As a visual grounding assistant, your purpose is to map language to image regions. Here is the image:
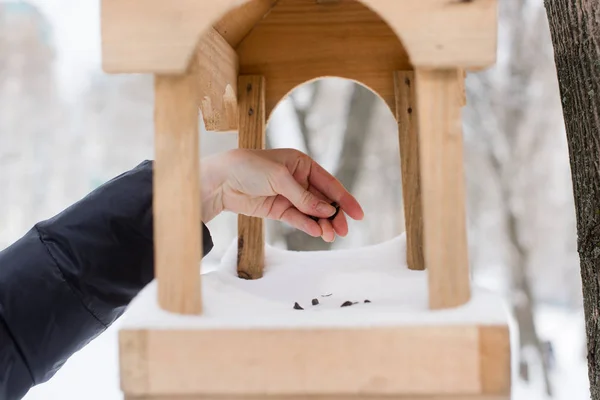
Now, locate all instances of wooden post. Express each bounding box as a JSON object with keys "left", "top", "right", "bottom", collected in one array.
[
  {"left": 237, "top": 75, "right": 266, "bottom": 279},
  {"left": 457, "top": 68, "right": 467, "bottom": 107},
  {"left": 394, "top": 71, "right": 425, "bottom": 271},
  {"left": 415, "top": 68, "right": 471, "bottom": 310},
  {"left": 154, "top": 72, "right": 202, "bottom": 314}
]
